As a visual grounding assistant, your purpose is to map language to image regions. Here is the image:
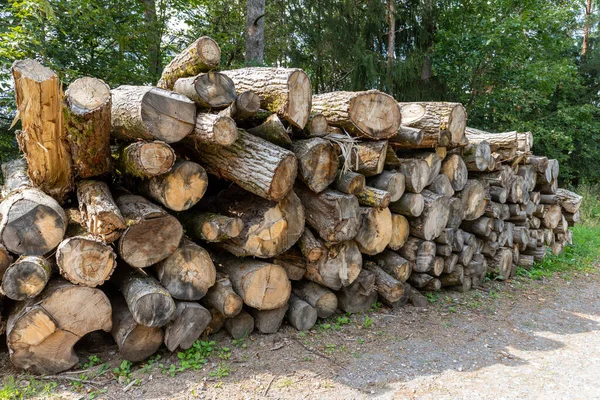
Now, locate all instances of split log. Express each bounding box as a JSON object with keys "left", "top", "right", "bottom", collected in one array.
[
  {"left": 188, "top": 129, "right": 297, "bottom": 201},
  {"left": 273, "top": 248, "right": 307, "bottom": 280},
  {"left": 348, "top": 141, "right": 388, "bottom": 177},
  {"left": 366, "top": 171, "right": 405, "bottom": 202},
  {"left": 12, "top": 59, "right": 73, "bottom": 202},
  {"left": 77, "top": 180, "right": 125, "bottom": 243},
  {"left": 287, "top": 294, "right": 318, "bottom": 331},
  {"left": 291, "top": 138, "right": 338, "bottom": 193},
  {"left": 305, "top": 240, "right": 362, "bottom": 290},
  {"left": 110, "top": 85, "right": 195, "bottom": 143},
  {"left": 463, "top": 140, "right": 491, "bottom": 172},
  {"left": 364, "top": 262, "right": 404, "bottom": 304},
  {"left": 113, "top": 141, "right": 175, "bottom": 178},
  {"left": 441, "top": 154, "right": 468, "bottom": 191},
  {"left": 136, "top": 160, "right": 208, "bottom": 212},
  {"left": 331, "top": 170, "right": 365, "bottom": 195},
  {"left": 356, "top": 186, "right": 391, "bottom": 208},
  {"left": 400, "top": 151, "right": 441, "bottom": 186},
  {"left": 397, "top": 102, "right": 467, "bottom": 147},
  {"left": 213, "top": 254, "right": 291, "bottom": 310},
  {"left": 155, "top": 239, "right": 216, "bottom": 301},
  {"left": 247, "top": 114, "right": 292, "bottom": 148},
  {"left": 372, "top": 250, "right": 411, "bottom": 283},
  {"left": 444, "top": 253, "right": 459, "bottom": 274},
  {"left": 222, "top": 68, "right": 312, "bottom": 128},
  {"left": 1, "top": 256, "right": 52, "bottom": 301},
  {"left": 248, "top": 304, "right": 289, "bottom": 334},
  {"left": 164, "top": 302, "right": 211, "bottom": 351},
  {"left": 312, "top": 90, "right": 401, "bottom": 139},
  {"left": 407, "top": 190, "right": 450, "bottom": 241},
  {"left": 355, "top": 207, "right": 393, "bottom": 255},
  {"left": 297, "top": 228, "right": 326, "bottom": 262},
  {"left": 389, "top": 192, "right": 424, "bottom": 217},
  {"left": 117, "top": 194, "right": 183, "bottom": 268},
  {"left": 457, "top": 179, "right": 487, "bottom": 221},
  {"left": 201, "top": 273, "right": 243, "bottom": 318},
  {"left": 295, "top": 186, "right": 360, "bottom": 243},
  {"left": 7, "top": 280, "right": 112, "bottom": 374},
  {"left": 336, "top": 269, "right": 378, "bottom": 313},
  {"left": 302, "top": 113, "right": 329, "bottom": 137},
  {"left": 181, "top": 212, "right": 244, "bottom": 243},
  {"left": 396, "top": 158, "right": 429, "bottom": 193},
  {"left": 426, "top": 174, "right": 454, "bottom": 198},
  {"left": 117, "top": 268, "right": 177, "bottom": 327},
  {"left": 293, "top": 281, "right": 338, "bottom": 318},
  {"left": 389, "top": 213, "right": 410, "bottom": 251},
  {"left": 534, "top": 204, "right": 562, "bottom": 229},
  {"left": 0, "top": 159, "right": 67, "bottom": 255},
  {"left": 186, "top": 113, "right": 238, "bottom": 146},
  {"left": 388, "top": 126, "right": 424, "bottom": 148},
  {"left": 157, "top": 36, "right": 221, "bottom": 90},
  {"left": 205, "top": 187, "right": 304, "bottom": 258},
  {"left": 63, "top": 77, "right": 112, "bottom": 178},
  {"left": 172, "top": 72, "right": 237, "bottom": 108},
  {"left": 446, "top": 197, "right": 465, "bottom": 229},
  {"left": 224, "top": 310, "right": 254, "bottom": 339},
  {"left": 218, "top": 90, "right": 261, "bottom": 122}
]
